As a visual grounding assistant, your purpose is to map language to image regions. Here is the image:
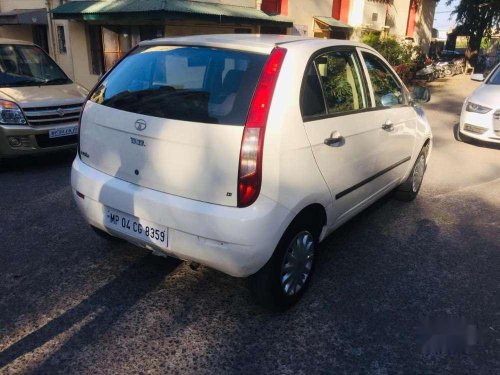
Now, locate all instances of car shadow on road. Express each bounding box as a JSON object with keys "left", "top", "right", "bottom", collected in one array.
[
  {"left": 0, "top": 254, "right": 181, "bottom": 370},
  {"left": 218, "top": 196, "right": 499, "bottom": 373},
  {"left": 0, "top": 150, "right": 76, "bottom": 174},
  {"left": 1, "top": 190, "right": 499, "bottom": 373}
]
